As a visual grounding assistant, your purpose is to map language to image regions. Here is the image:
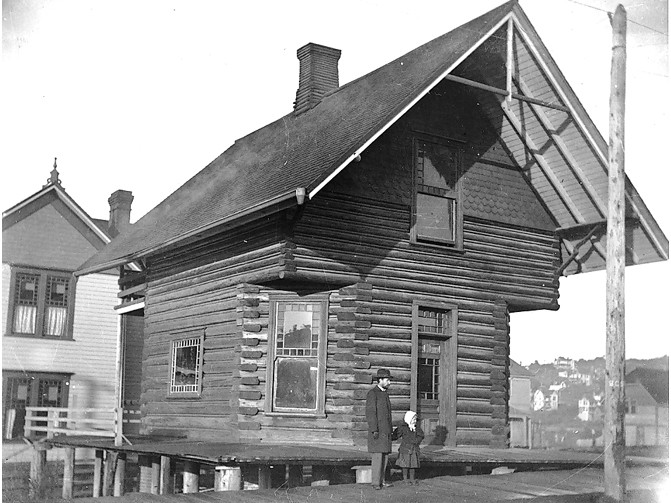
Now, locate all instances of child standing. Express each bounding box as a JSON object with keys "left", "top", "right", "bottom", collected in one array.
[{"left": 393, "top": 410, "right": 424, "bottom": 484}]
